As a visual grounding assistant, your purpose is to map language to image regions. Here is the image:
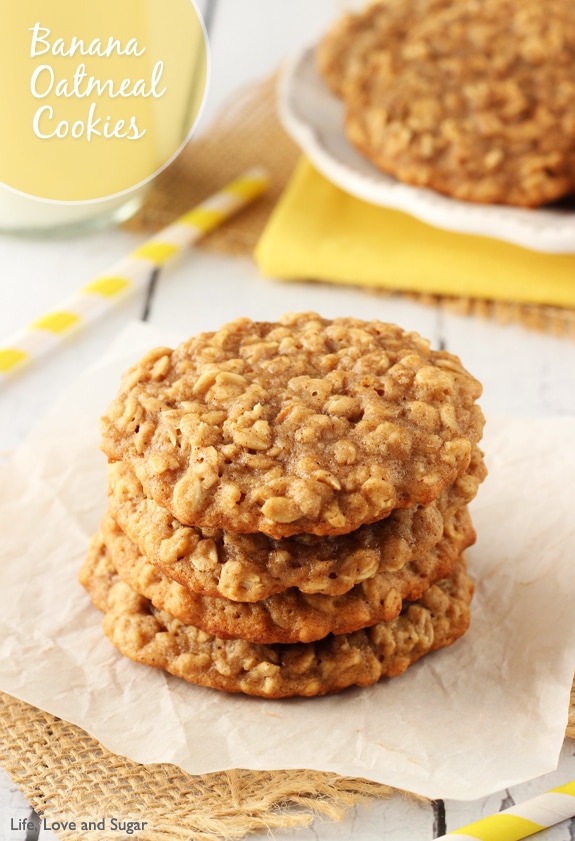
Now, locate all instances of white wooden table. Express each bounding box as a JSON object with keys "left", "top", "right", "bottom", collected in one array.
[{"left": 2, "top": 2, "right": 575, "bottom": 839}]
